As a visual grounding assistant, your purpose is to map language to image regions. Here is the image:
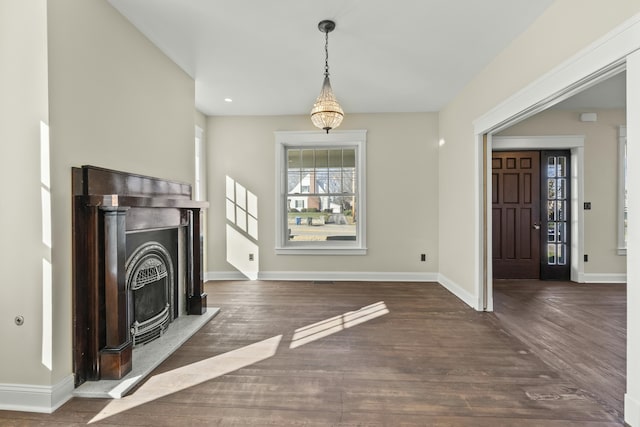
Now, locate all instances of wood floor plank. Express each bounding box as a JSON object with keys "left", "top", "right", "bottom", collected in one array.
[{"left": 0, "top": 280, "right": 625, "bottom": 426}]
